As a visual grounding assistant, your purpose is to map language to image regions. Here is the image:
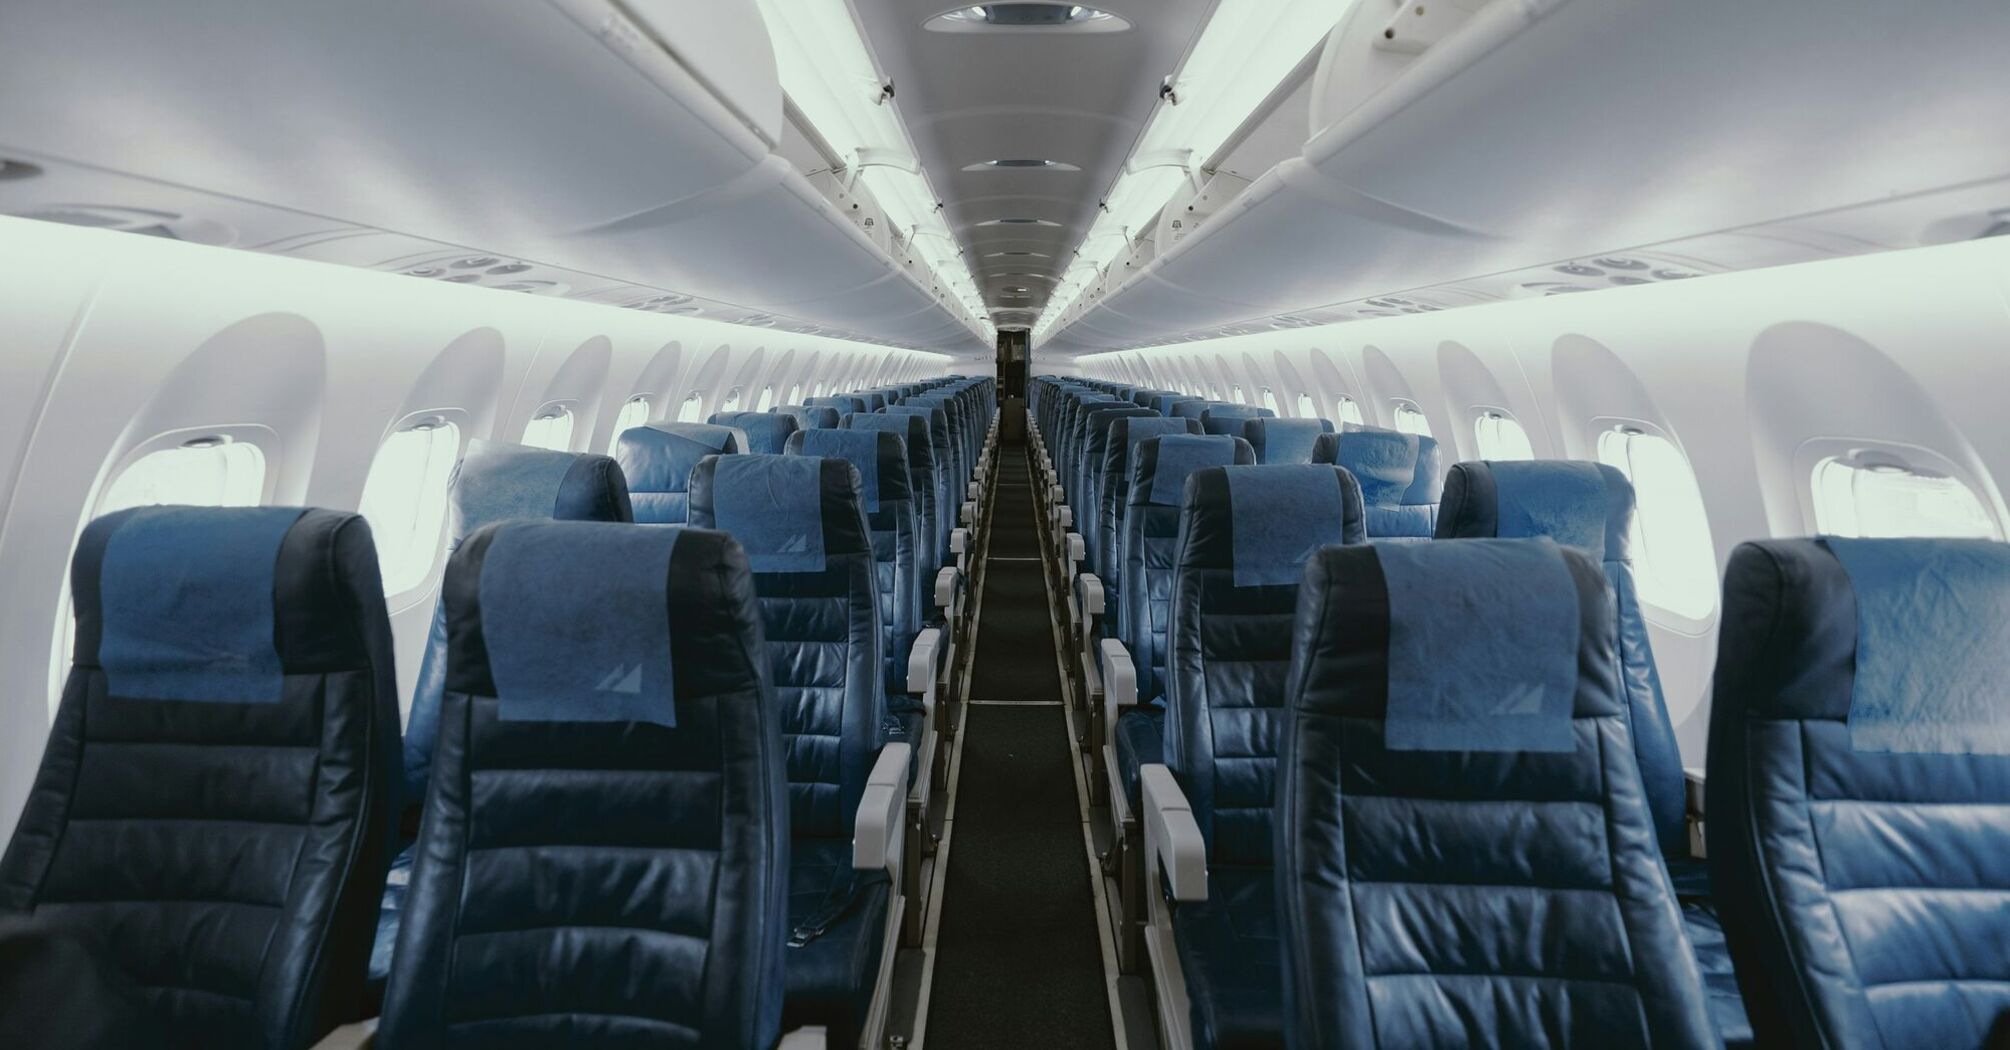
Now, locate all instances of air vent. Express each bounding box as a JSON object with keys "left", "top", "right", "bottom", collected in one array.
[
  {"left": 17, "top": 204, "right": 233, "bottom": 245},
  {"left": 961, "top": 158, "right": 1083, "bottom": 172},
  {"left": 978, "top": 218, "right": 1061, "bottom": 227},
  {"left": 927, "top": 3, "right": 1128, "bottom": 31}
]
